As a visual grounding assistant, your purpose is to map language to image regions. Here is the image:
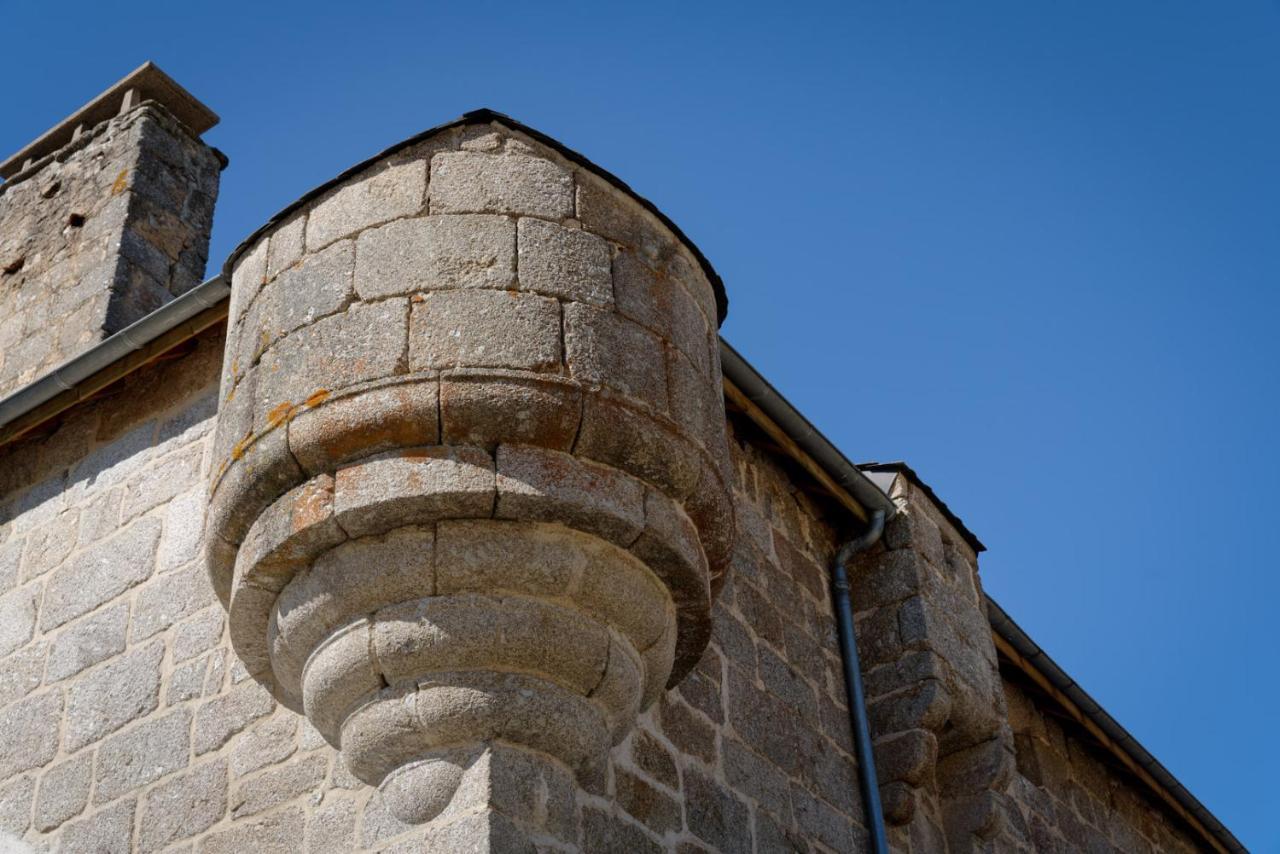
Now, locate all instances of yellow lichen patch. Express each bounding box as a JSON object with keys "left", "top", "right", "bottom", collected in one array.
[
  {"left": 231, "top": 431, "right": 255, "bottom": 461},
  {"left": 304, "top": 389, "right": 330, "bottom": 408},
  {"left": 267, "top": 401, "right": 296, "bottom": 429},
  {"left": 110, "top": 169, "right": 129, "bottom": 195}
]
